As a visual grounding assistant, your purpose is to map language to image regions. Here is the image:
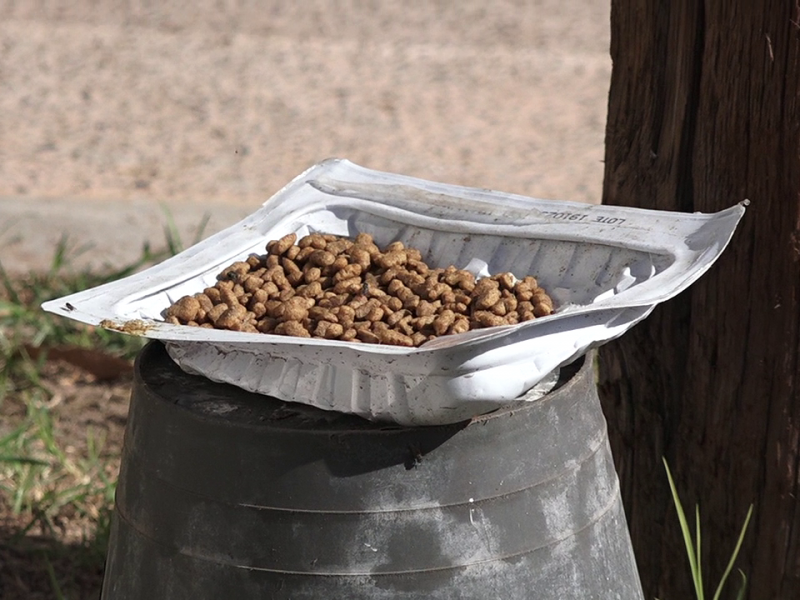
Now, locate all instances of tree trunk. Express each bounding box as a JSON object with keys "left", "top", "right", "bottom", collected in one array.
[{"left": 600, "top": 2, "right": 800, "bottom": 599}]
